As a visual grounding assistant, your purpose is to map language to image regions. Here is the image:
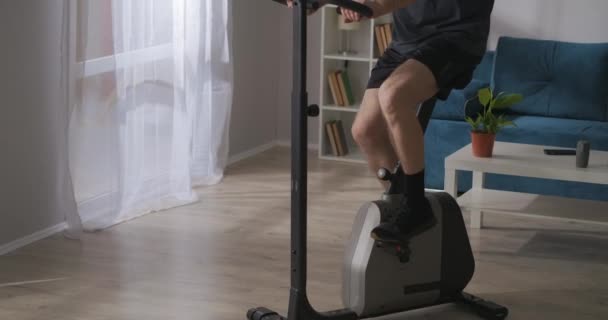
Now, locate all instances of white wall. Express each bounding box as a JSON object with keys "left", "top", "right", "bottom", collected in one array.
[
  {"left": 489, "top": 0, "right": 608, "bottom": 49},
  {"left": 230, "top": 1, "right": 285, "bottom": 156},
  {"left": 275, "top": 13, "right": 323, "bottom": 146},
  {"left": 0, "top": 0, "right": 76, "bottom": 247}
]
